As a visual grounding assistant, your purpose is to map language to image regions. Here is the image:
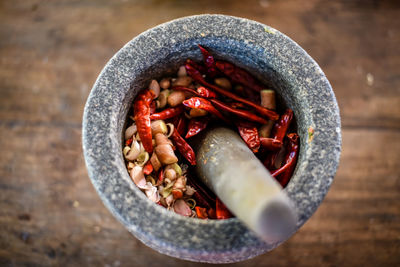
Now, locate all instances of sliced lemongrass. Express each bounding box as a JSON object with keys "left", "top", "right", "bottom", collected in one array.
[
  {"left": 186, "top": 198, "right": 196, "bottom": 209},
  {"left": 136, "top": 151, "right": 149, "bottom": 166},
  {"left": 166, "top": 123, "right": 175, "bottom": 138}
]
